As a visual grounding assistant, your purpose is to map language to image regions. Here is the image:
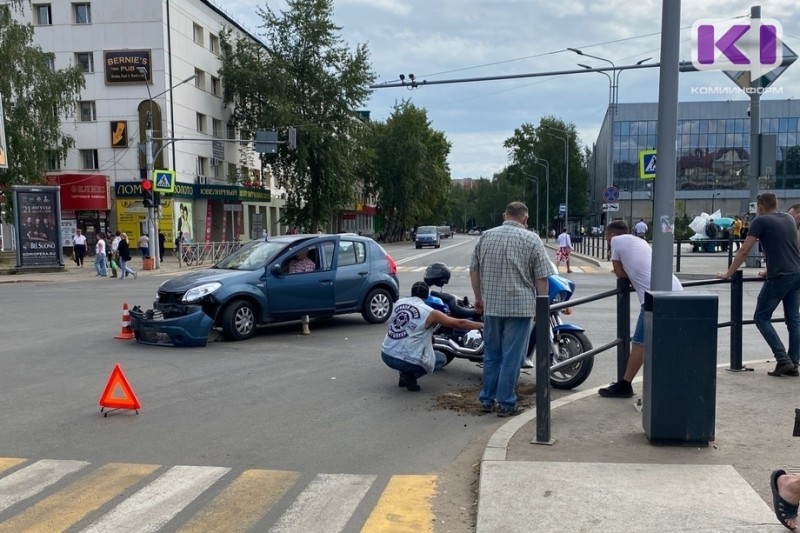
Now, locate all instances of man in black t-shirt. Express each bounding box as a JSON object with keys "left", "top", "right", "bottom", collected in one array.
[{"left": 718, "top": 193, "right": 800, "bottom": 376}]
